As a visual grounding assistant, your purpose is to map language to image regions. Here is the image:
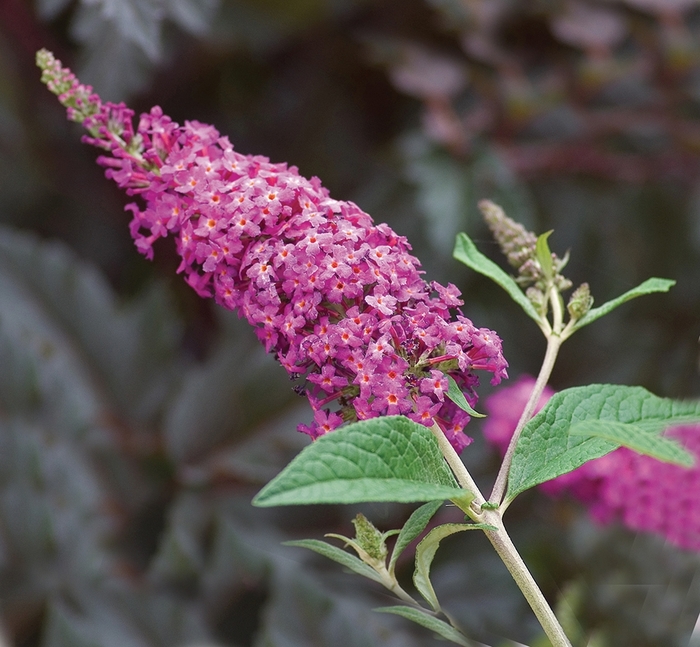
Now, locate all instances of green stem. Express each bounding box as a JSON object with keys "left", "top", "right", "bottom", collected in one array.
[
  {"left": 429, "top": 423, "right": 486, "bottom": 513},
  {"left": 482, "top": 515, "right": 573, "bottom": 647},
  {"left": 429, "top": 423, "right": 572, "bottom": 647},
  {"left": 489, "top": 330, "right": 562, "bottom": 507},
  {"left": 489, "top": 283, "right": 566, "bottom": 507},
  {"left": 376, "top": 566, "right": 422, "bottom": 606}
]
